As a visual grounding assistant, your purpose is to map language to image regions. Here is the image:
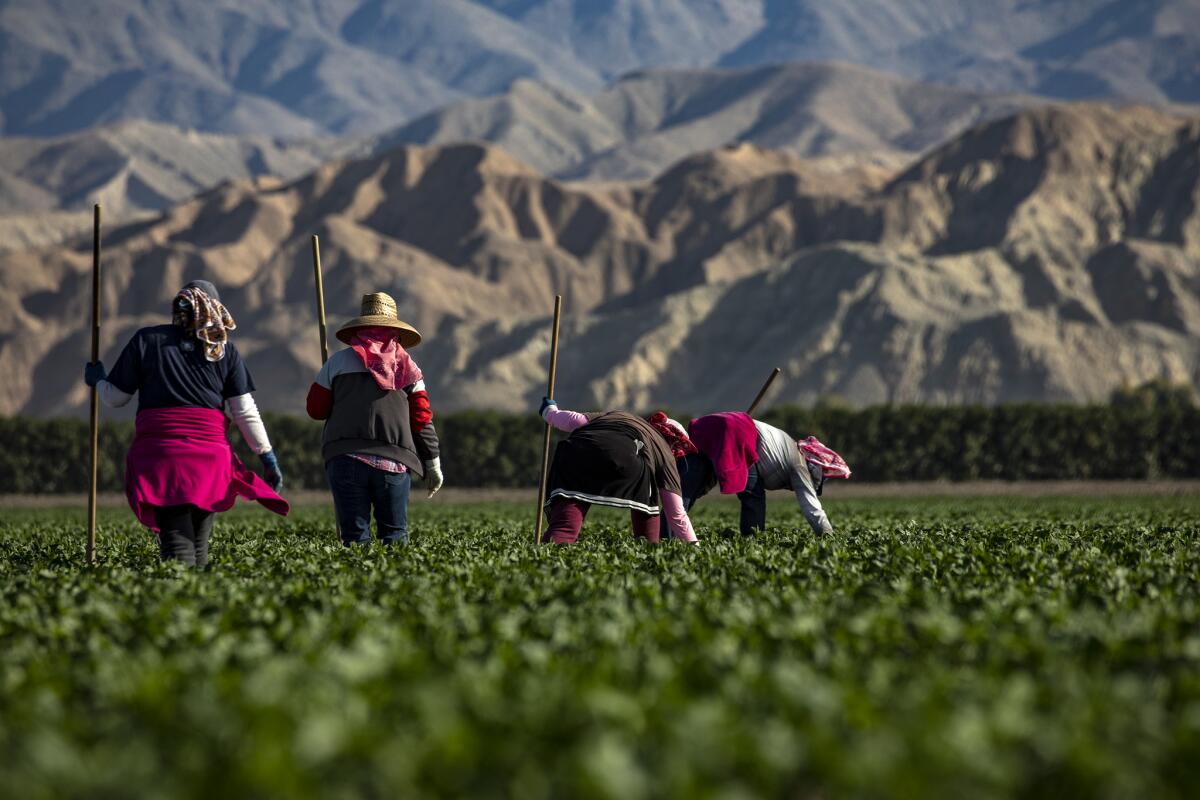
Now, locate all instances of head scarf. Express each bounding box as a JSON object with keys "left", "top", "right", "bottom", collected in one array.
[
  {"left": 646, "top": 411, "right": 698, "bottom": 459},
  {"left": 173, "top": 283, "right": 235, "bottom": 362},
  {"left": 183, "top": 279, "right": 221, "bottom": 303},
  {"left": 798, "top": 436, "right": 851, "bottom": 479},
  {"left": 348, "top": 326, "right": 423, "bottom": 391}
]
